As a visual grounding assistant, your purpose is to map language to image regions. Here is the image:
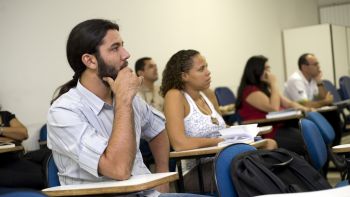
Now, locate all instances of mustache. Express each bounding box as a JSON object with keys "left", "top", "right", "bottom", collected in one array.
[{"left": 120, "top": 61, "right": 128, "bottom": 70}]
